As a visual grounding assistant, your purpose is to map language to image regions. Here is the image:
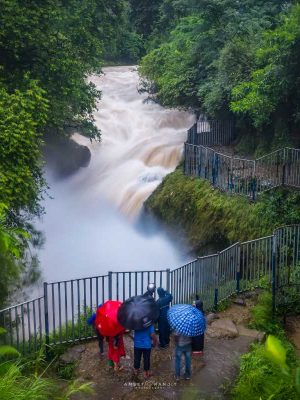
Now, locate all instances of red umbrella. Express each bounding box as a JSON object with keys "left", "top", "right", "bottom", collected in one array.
[{"left": 95, "top": 300, "right": 125, "bottom": 336}]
